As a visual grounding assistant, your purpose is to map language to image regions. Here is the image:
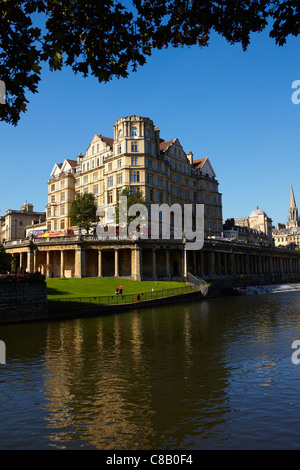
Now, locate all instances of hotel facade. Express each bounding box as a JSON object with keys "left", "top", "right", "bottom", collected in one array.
[
  {"left": 46, "top": 116, "right": 223, "bottom": 238},
  {"left": 5, "top": 119, "right": 300, "bottom": 284}
]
